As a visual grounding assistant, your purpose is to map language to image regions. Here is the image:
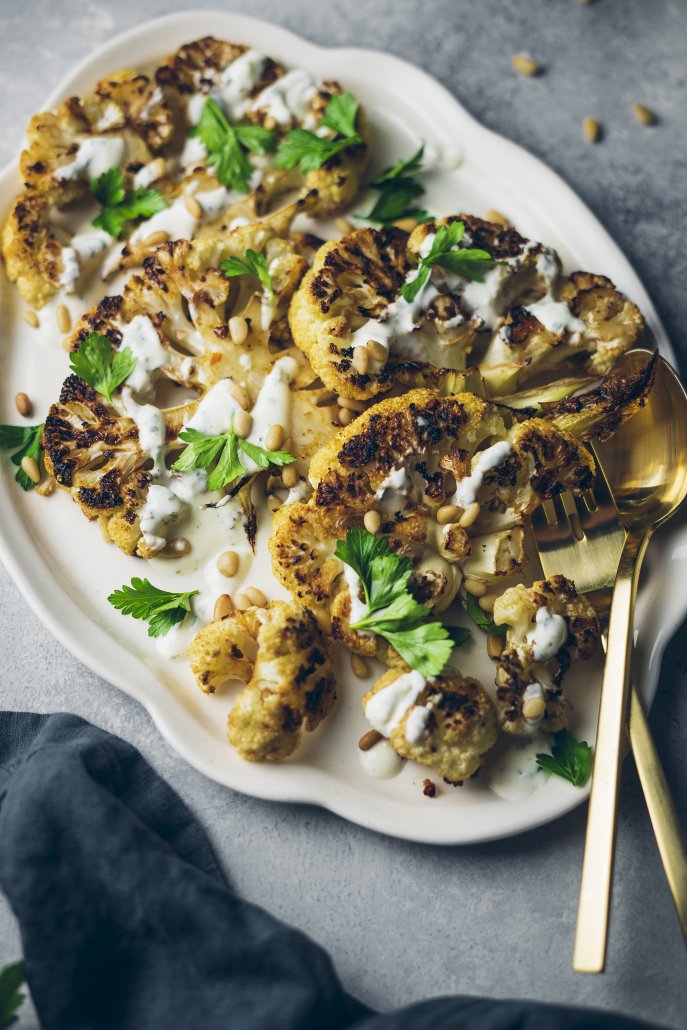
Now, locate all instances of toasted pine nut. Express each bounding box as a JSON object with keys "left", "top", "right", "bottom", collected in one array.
[
  {"left": 337, "top": 395, "right": 366, "bottom": 412},
  {"left": 512, "top": 54, "right": 540, "bottom": 77},
  {"left": 233, "top": 592, "right": 250, "bottom": 610},
  {"left": 393, "top": 217, "right": 418, "bottom": 232},
  {"left": 633, "top": 104, "right": 656, "bottom": 126},
  {"left": 143, "top": 230, "right": 169, "bottom": 247},
  {"left": 352, "top": 346, "right": 369, "bottom": 375},
  {"left": 151, "top": 157, "right": 167, "bottom": 179},
  {"left": 170, "top": 537, "right": 190, "bottom": 556},
  {"left": 243, "top": 586, "right": 267, "bottom": 608},
  {"left": 57, "top": 304, "right": 71, "bottom": 334},
  {"left": 36, "top": 477, "right": 55, "bottom": 497},
  {"left": 217, "top": 550, "right": 239, "bottom": 577},
  {"left": 23, "top": 310, "right": 39, "bottom": 328},
  {"left": 523, "top": 696, "right": 546, "bottom": 720},
  {"left": 335, "top": 216, "right": 353, "bottom": 234},
  {"left": 266, "top": 474, "right": 282, "bottom": 495},
  {"left": 485, "top": 209, "right": 509, "bottom": 225},
  {"left": 229, "top": 383, "right": 250, "bottom": 410},
  {"left": 98, "top": 518, "right": 111, "bottom": 543},
  {"left": 15, "top": 392, "right": 32, "bottom": 417},
  {"left": 487, "top": 634, "right": 504, "bottom": 660},
  {"left": 264, "top": 424, "right": 285, "bottom": 452},
  {"left": 351, "top": 654, "right": 369, "bottom": 679},
  {"left": 264, "top": 115, "right": 277, "bottom": 131},
  {"left": 233, "top": 409, "right": 252, "bottom": 439},
  {"left": 459, "top": 501, "right": 480, "bottom": 528},
  {"left": 20, "top": 455, "right": 40, "bottom": 484},
  {"left": 583, "top": 117, "right": 601, "bottom": 142},
  {"left": 184, "top": 194, "right": 202, "bottom": 219},
  {"left": 366, "top": 340, "right": 387, "bottom": 362},
  {"left": 363, "top": 510, "right": 381, "bottom": 534},
  {"left": 214, "top": 594, "right": 234, "bottom": 620},
  {"left": 358, "top": 729, "right": 383, "bottom": 751},
  {"left": 479, "top": 593, "right": 497, "bottom": 613},
  {"left": 282, "top": 464, "right": 299, "bottom": 488},
  {"left": 436, "top": 503, "right": 460, "bottom": 525},
  {"left": 464, "top": 577, "right": 487, "bottom": 598},
  {"left": 229, "top": 316, "right": 249, "bottom": 345},
  {"left": 338, "top": 407, "right": 354, "bottom": 426}
]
